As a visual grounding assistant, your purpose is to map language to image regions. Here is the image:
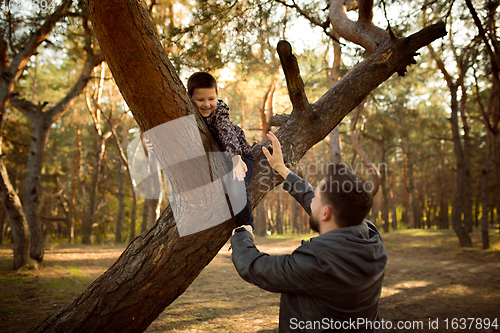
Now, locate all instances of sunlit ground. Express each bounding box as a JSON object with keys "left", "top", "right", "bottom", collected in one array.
[{"left": 0, "top": 228, "right": 499, "bottom": 333}]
